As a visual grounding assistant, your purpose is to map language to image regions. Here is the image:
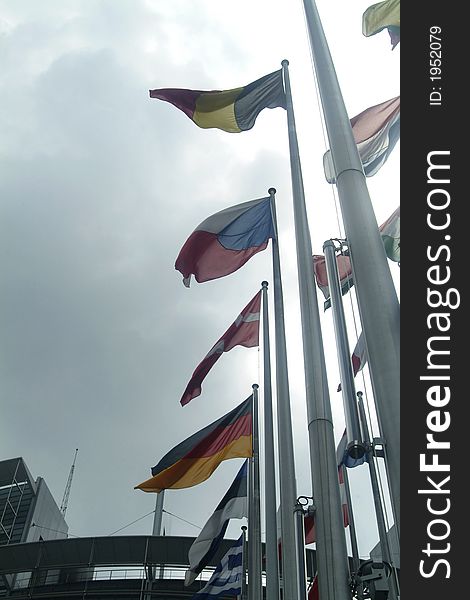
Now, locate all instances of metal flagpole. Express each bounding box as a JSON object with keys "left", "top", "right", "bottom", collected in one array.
[
  {"left": 323, "top": 239, "right": 364, "bottom": 455},
  {"left": 261, "top": 280, "right": 280, "bottom": 600},
  {"left": 151, "top": 490, "right": 165, "bottom": 582},
  {"left": 152, "top": 490, "right": 165, "bottom": 536},
  {"left": 241, "top": 526, "right": 248, "bottom": 600},
  {"left": 248, "top": 384, "right": 262, "bottom": 600},
  {"left": 322, "top": 238, "right": 363, "bottom": 589},
  {"left": 293, "top": 501, "right": 308, "bottom": 600},
  {"left": 341, "top": 465, "right": 362, "bottom": 598},
  {"left": 357, "top": 393, "right": 400, "bottom": 600},
  {"left": 301, "top": 0, "right": 400, "bottom": 532},
  {"left": 323, "top": 236, "right": 364, "bottom": 582},
  {"left": 268, "top": 188, "right": 301, "bottom": 600},
  {"left": 281, "top": 61, "right": 351, "bottom": 600}
]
